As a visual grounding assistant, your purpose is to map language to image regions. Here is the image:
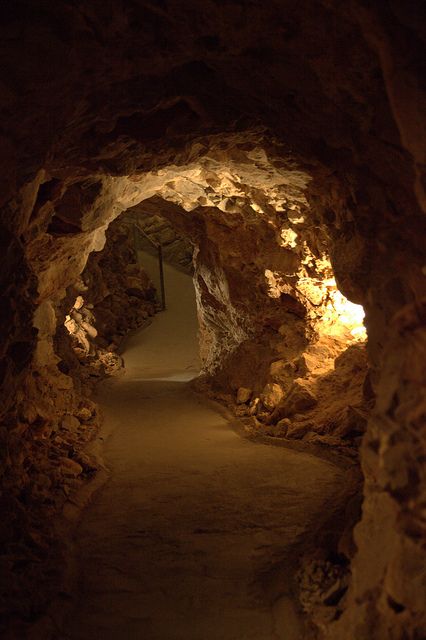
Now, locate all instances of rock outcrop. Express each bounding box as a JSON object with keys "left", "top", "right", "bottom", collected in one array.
[
  {"left": 78, "top": 215, "right": 157, "bottom": 349},
  {"left": 0, "top": 212, "right": 156, "bottom": 633},
  {"left": 0, "top": 1, "right": 424, "bottom": 638}
]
